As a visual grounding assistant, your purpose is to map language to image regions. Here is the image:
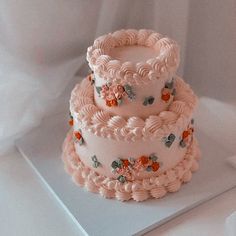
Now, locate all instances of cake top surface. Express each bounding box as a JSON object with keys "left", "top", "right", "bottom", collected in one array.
[
  {"left": 110, "top": 45, "right": 160, "bottom": 63},
  {"left": 87, "top": 29, "right": 180, "bottom": 84}
]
